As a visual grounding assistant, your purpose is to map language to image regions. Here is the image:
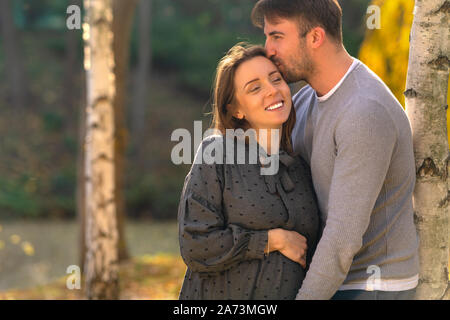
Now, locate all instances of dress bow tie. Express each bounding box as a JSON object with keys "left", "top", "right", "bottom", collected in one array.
[{"left": 259, "top": 150, "right": 296, "bottom": 194}]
